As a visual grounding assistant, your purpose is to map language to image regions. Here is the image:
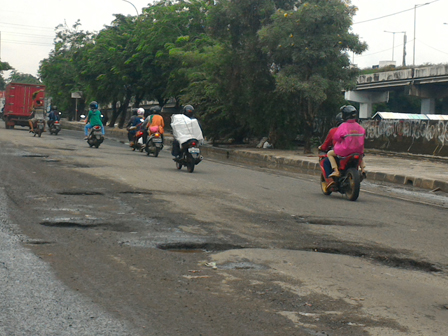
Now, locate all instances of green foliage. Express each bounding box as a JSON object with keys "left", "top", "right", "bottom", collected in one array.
[
  {"left": 38, "top": 0, "right": 368, "bottom": 148},
  {"left": 258, "top": 0, "right": 366, "bottom": 151},
  {"left": 7, "top": 71, "right": 41, "bottom": 84}
]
